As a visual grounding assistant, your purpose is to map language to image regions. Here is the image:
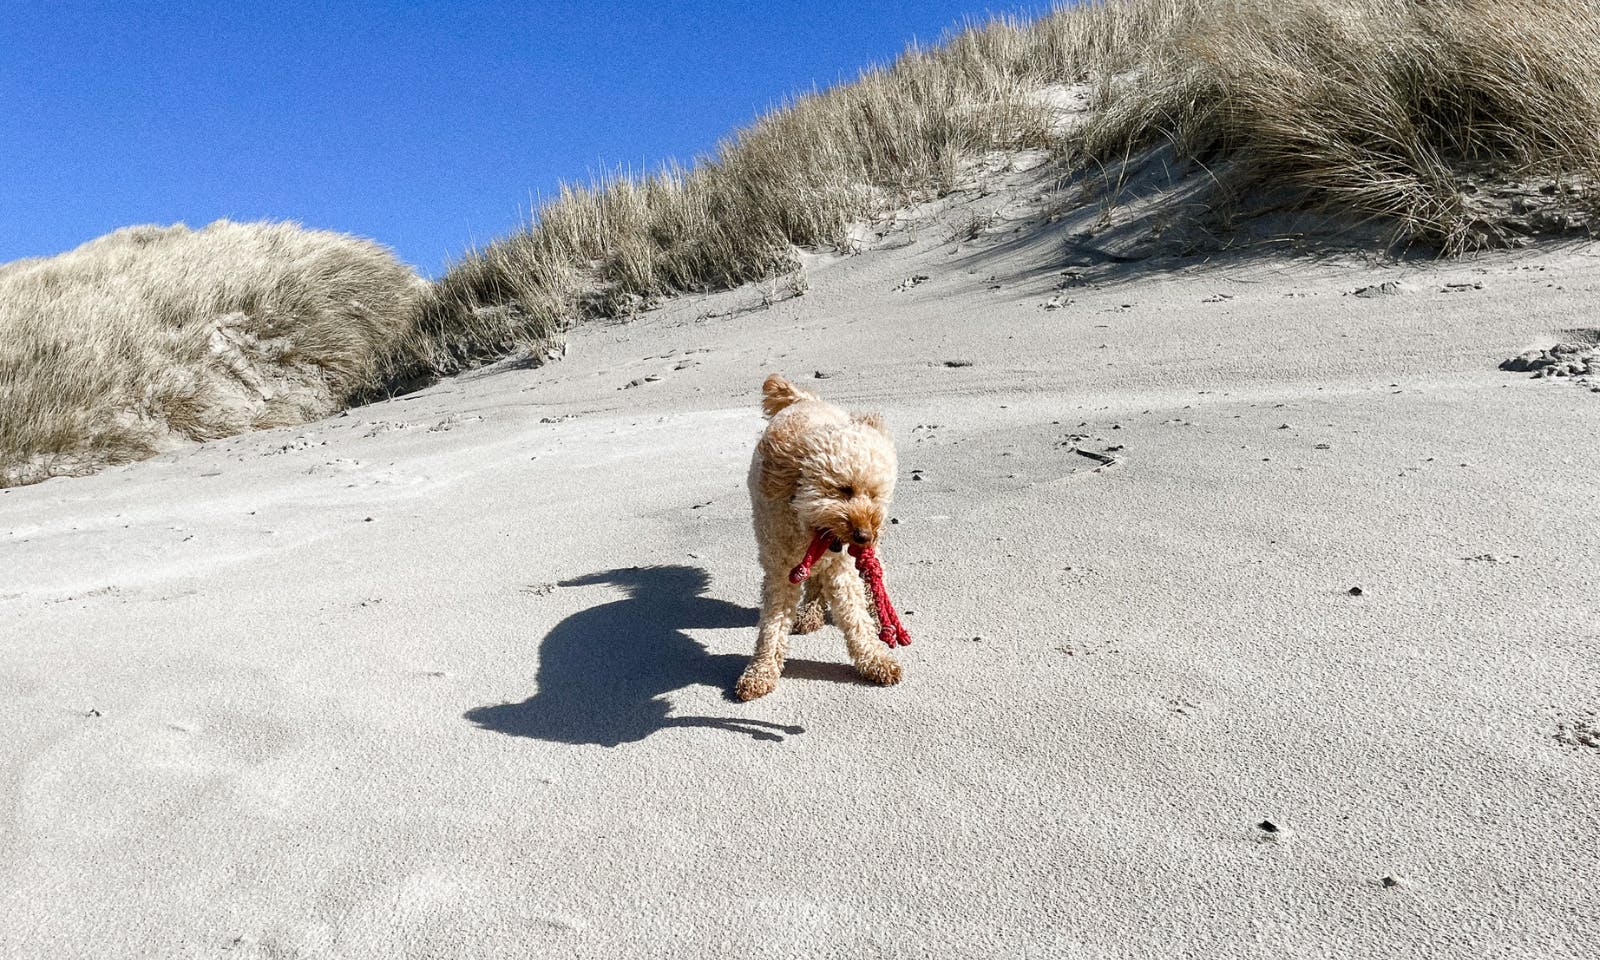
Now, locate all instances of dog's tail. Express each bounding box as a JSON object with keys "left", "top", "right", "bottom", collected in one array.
[{"left": 760, "top": 373, "right": 817, "bottom": 418}]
